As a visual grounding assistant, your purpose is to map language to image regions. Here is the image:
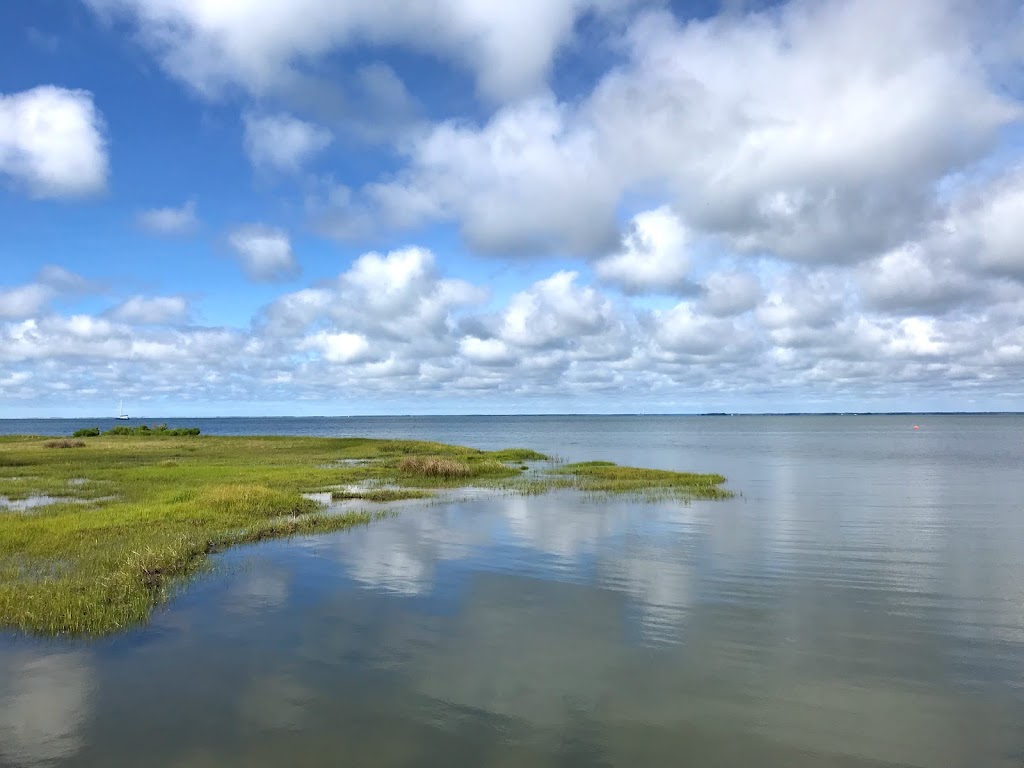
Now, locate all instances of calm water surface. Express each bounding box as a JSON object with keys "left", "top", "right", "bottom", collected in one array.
[{"left": 2, "top": 415, "right": 1024, "bottom": 766}]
